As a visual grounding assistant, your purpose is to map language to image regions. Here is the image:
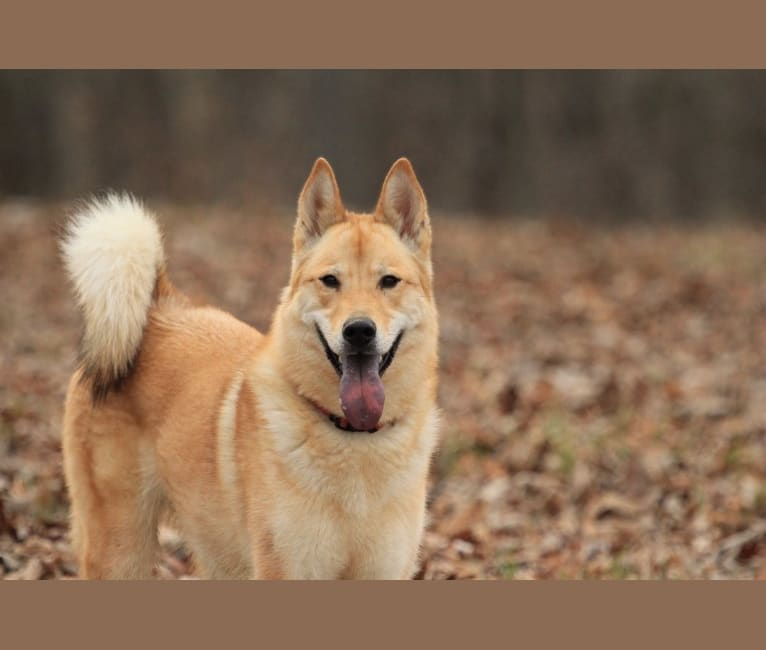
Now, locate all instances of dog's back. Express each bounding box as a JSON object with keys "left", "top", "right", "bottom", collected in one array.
[{"left": 61, "top": 196, "right": 265, "bottom": 577}]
